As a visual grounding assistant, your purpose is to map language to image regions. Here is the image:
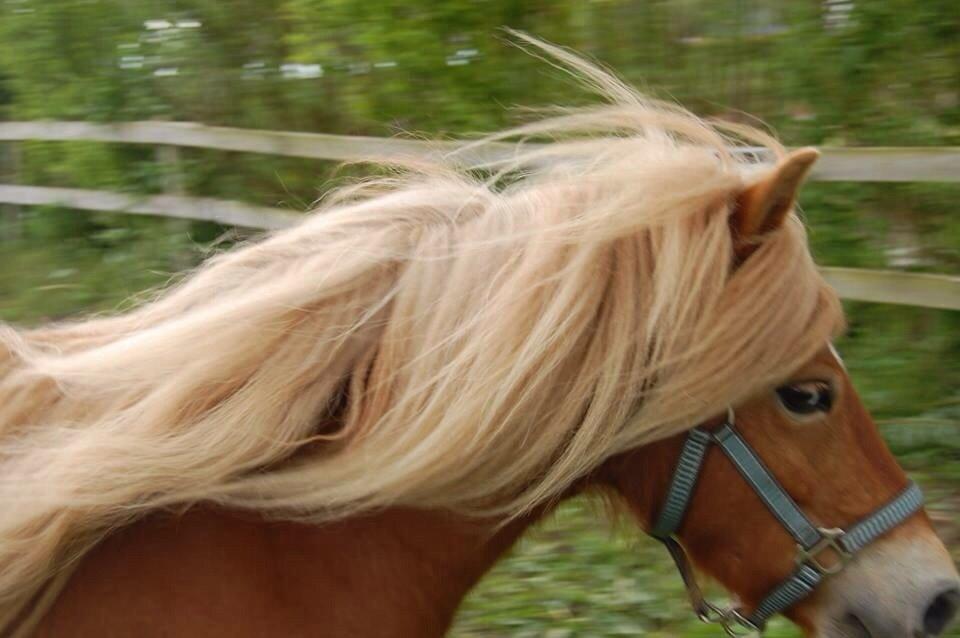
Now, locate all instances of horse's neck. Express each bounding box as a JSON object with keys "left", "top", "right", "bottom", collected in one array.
[
  {"left": 37, "top": 506, "right": 546, "bottom": 638},
  {"left": 285, "top": 507, "right": 541, "bottom": 635}
]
